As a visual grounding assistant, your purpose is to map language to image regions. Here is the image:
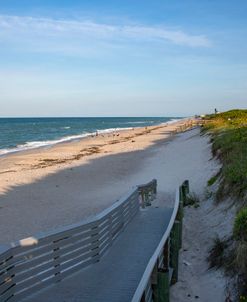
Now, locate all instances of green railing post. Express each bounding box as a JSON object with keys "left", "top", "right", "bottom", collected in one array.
[
  {"left": 180, "top": 180, "right": 189, "bottom": 206},
  {"left": 177, "top": 180, "right": 189, "bottom": 249},
  {"left": 154, "top": 269, "right": 170, "bottom": 302},
  {"left": 170, "top": 221, "right": 180, "bottom": 284},
  {"left": 176, "top": 203, "right": 183, "bottom": 250},
  {"left": 154, "top": 179, "right": 157, "bottom": 195}
]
